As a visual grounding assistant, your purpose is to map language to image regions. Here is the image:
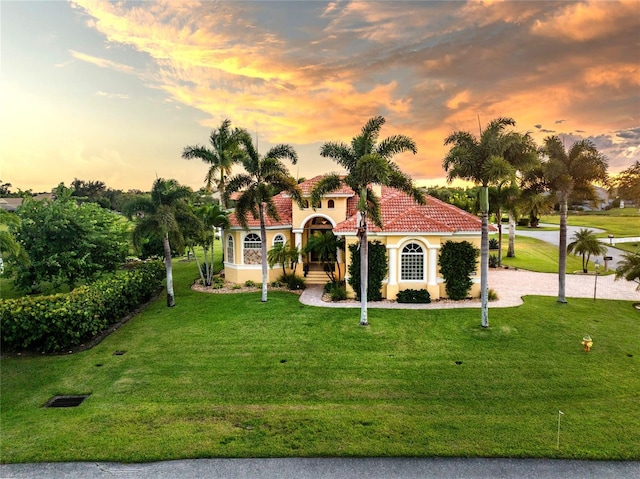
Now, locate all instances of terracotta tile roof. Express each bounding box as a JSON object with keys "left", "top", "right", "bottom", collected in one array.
[
  {"left": 228, "top": 175, "right": 491, "bottom": 235},
  {"left": 334, "top": 187, "right": 491, "bottom": 234},
  {"left": 228, "top": 192, "right": 292, "bottom": 228}
]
